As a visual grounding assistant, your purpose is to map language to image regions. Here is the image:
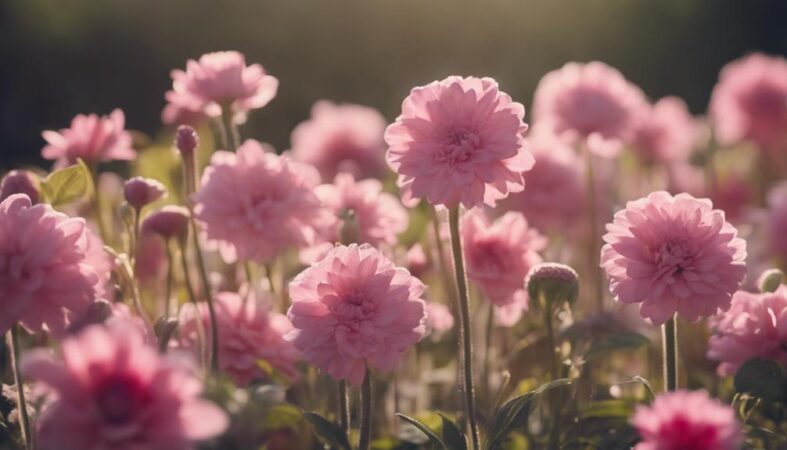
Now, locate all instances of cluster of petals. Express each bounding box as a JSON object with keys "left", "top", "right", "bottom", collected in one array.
[
  {"left": 177, "top": 291, "right": 300, "bottom": 386},
  {"left": 533, "top": 61, "right": 647, "bottom": 157},
  {"left": 765, "top": 181, "right": 787, "bottom": 261},
  {"left": 193, "top": 139, "right": 336, "bottom": 263},
  {"left": 0, "top": 170, "right": 39, "bottom": 204},
  {"left": 601, "top": 191, "right": 747, "bottom": 324},
  {"left": 631, "top": 390, "right": 742, "bottom": 450},
  {"left": 164, "top": 51, "right": 278, "bottom": 125},
  {"left": 0, "top": 194, "right": 102, "bottom": 335},
  {"left": 707, "top": 285, "right": 787, "bottom": 375},
  {"left": 41, "top": 109, "right": 135, "bottom": 168},
  {"left": 287, "top": 244, "right": 427, "bottom": 385},
  {"left": 290, "top": 101, "right": 388, "bottom": 180},
  {"left": 632, "top": 96, "right": 699, "bottom": 165},
  {"left": 385, "top": 76, "right": 534, "bottom": 208},
  {"left": 23, "top": 322, "right": 228, "bottom": 450}
]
